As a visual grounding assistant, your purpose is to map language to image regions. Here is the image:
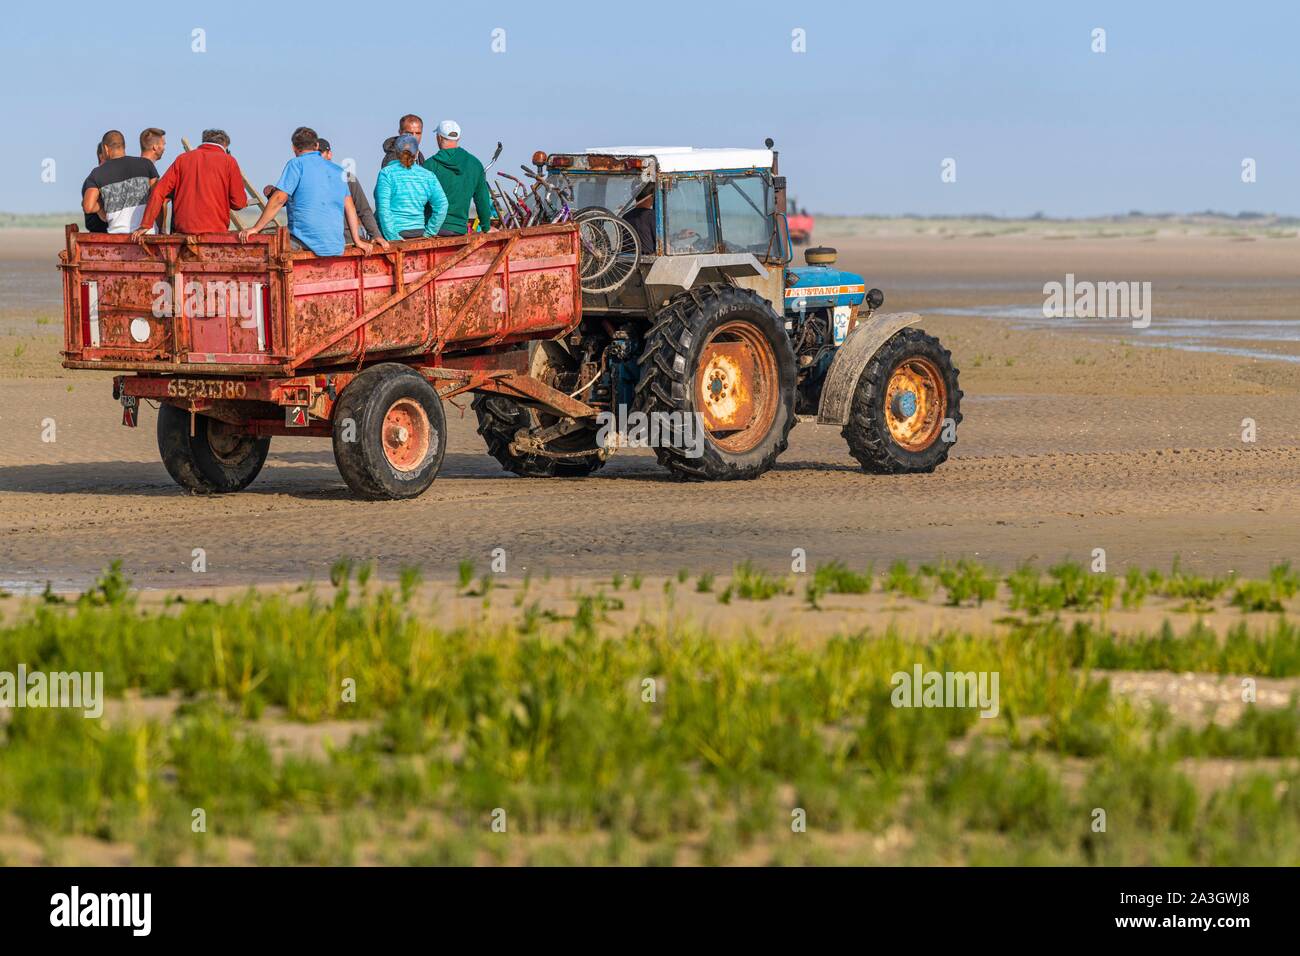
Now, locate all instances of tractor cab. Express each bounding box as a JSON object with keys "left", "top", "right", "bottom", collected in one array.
[
  {"left": 542, "top": 146, "right": 878, "bottom": 333},
  {"left": 545, "top": 146, "right": 782, "bottom": 257},
  {"left": 544, "top": 147, "right": 798, "bottom": 313}
]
